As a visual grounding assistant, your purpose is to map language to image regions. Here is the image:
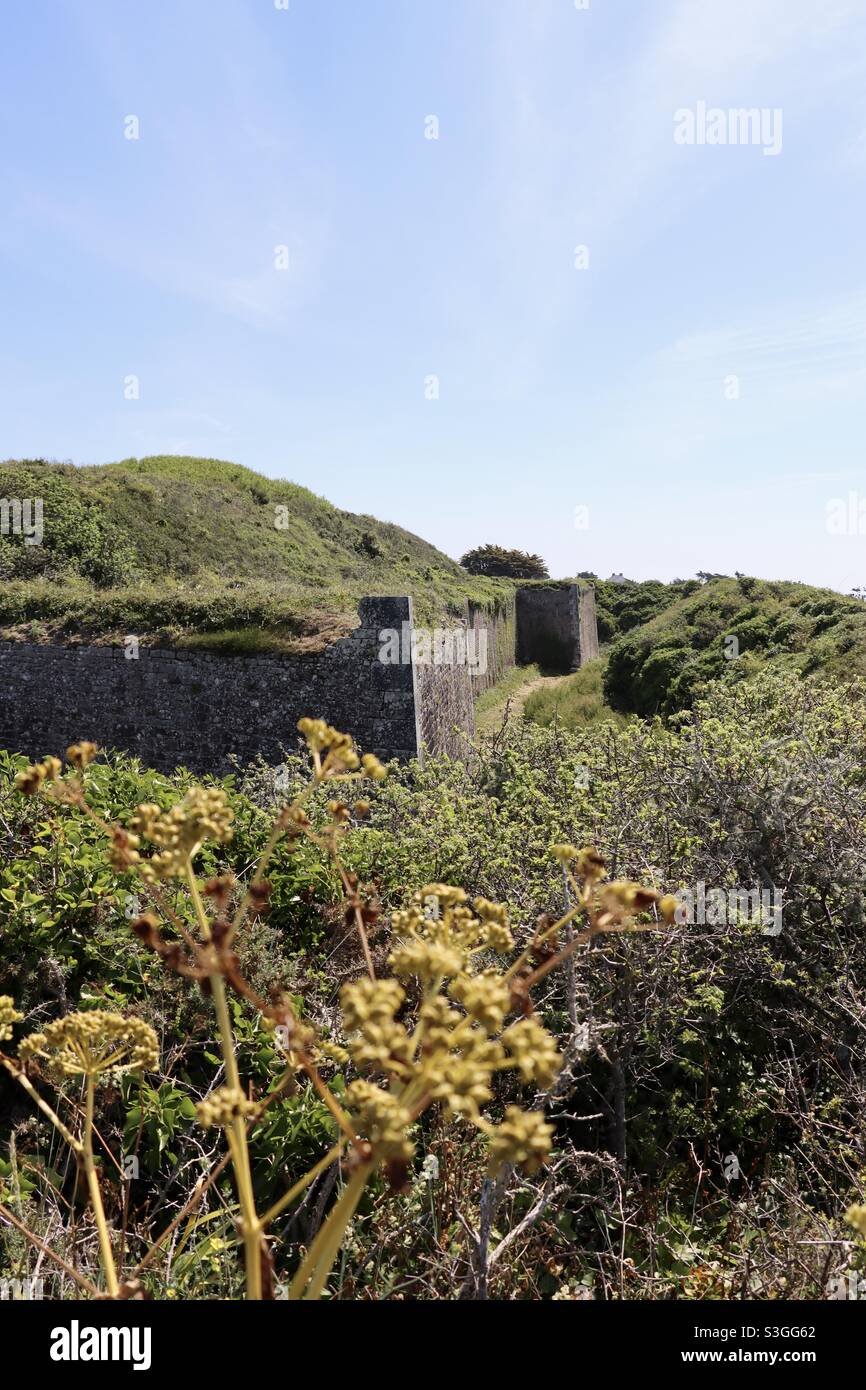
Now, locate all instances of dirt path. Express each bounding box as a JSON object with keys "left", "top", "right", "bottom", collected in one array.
[
  {"left": 476, "top": 671, "right": 569, "bottom": 732},
  {"left": 503, "top": 674, "right": 565, "bottom": 718}
]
